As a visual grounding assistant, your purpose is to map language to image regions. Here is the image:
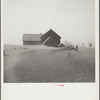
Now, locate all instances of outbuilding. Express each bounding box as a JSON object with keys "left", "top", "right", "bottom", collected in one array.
[
  {"left": 22, "top": 34, "right": 43, "bottom": 45},
  {"left": 41, "top": 29, "right": 61, "bottom": 47}
]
